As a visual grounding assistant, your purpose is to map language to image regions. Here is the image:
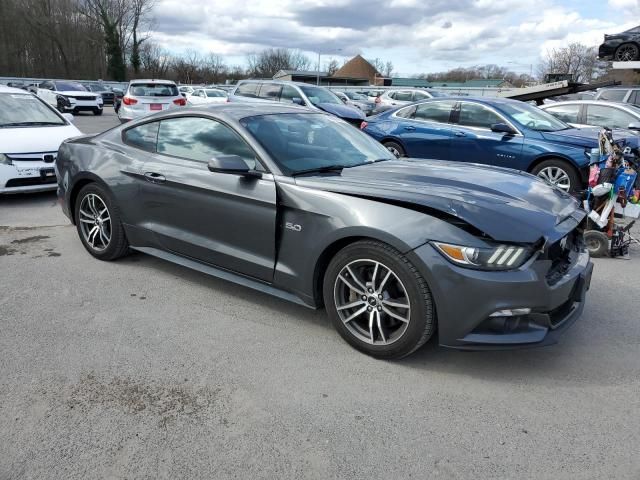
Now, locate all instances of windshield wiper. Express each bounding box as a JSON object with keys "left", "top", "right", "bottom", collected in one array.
[
  {"left": 0, "top": 121, "right": 62, "bottom": 128},
  {"left": 291, "top": 165, "right": 346, "bottom": 176}
]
